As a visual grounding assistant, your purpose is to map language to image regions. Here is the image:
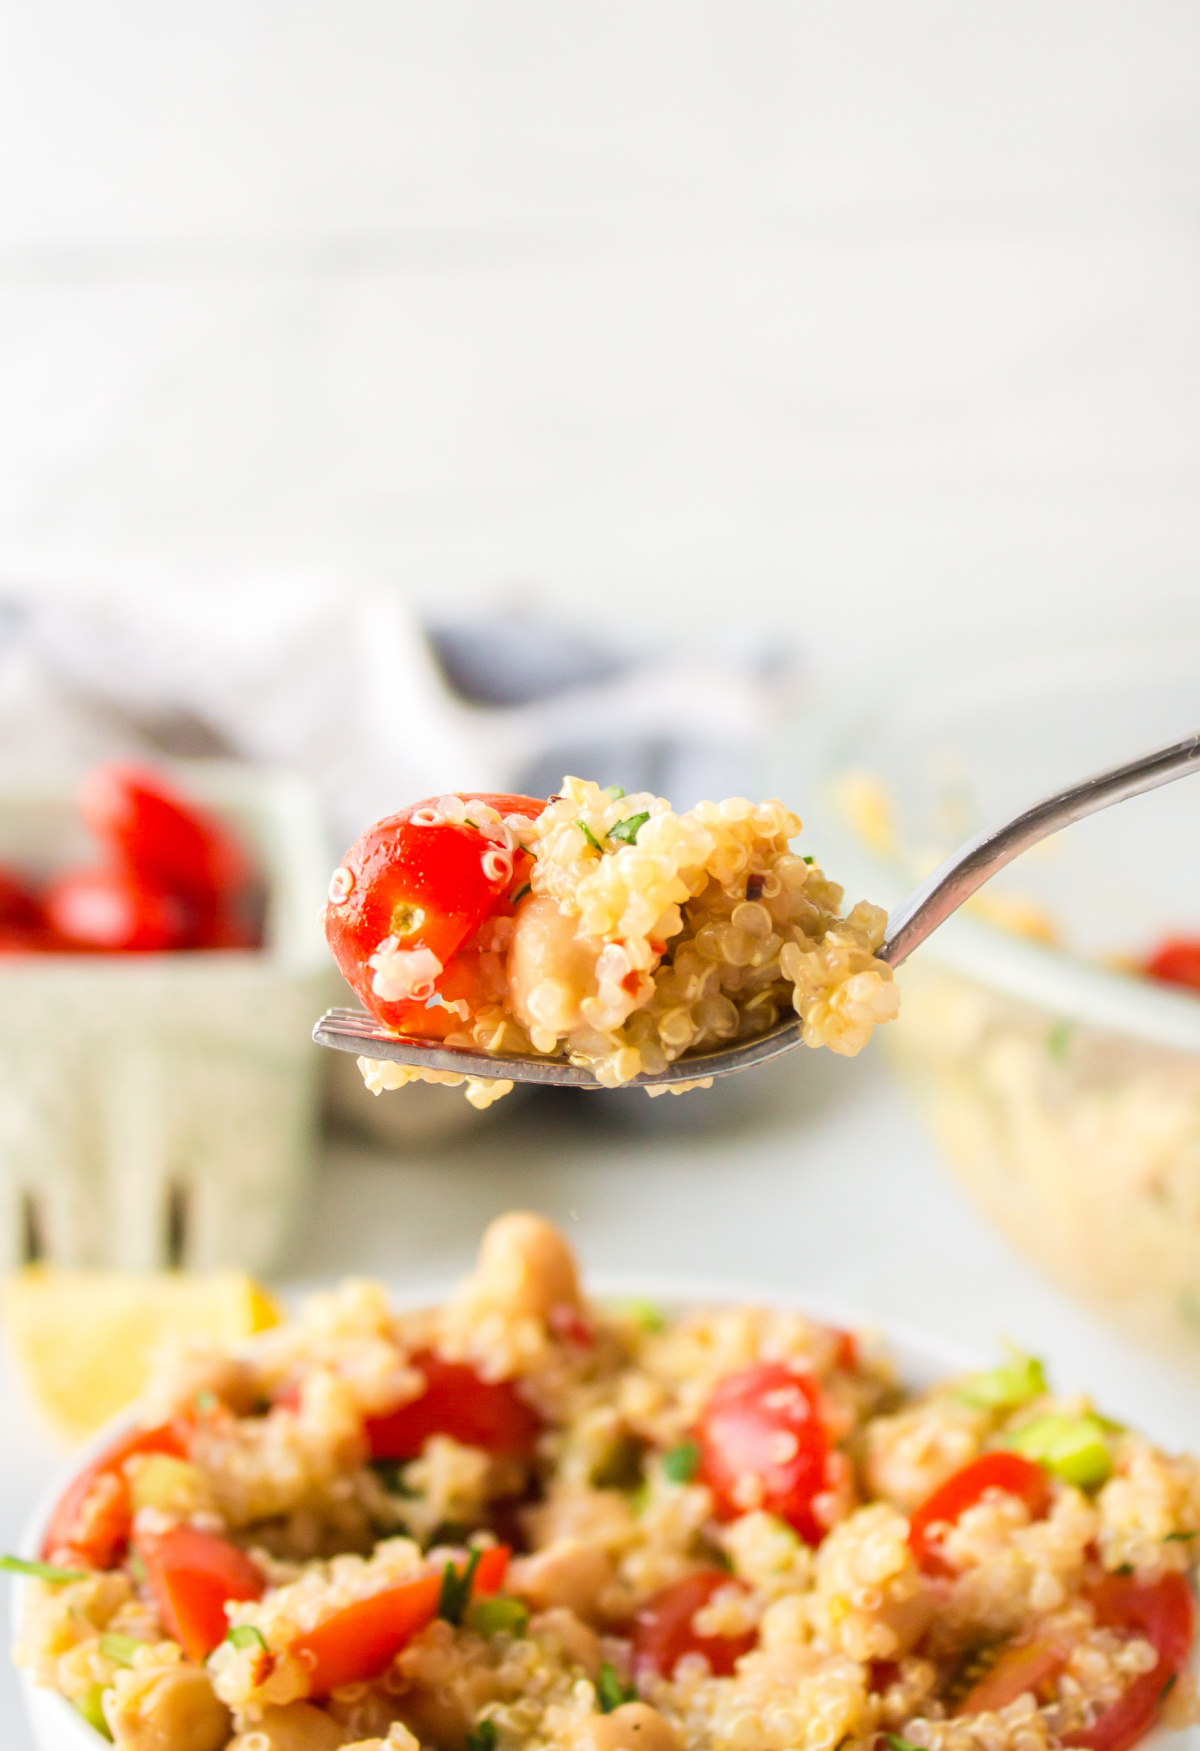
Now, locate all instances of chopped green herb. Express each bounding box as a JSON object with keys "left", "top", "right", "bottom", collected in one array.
[
  {"left": 1116, "top": 1562, "right": 1135, "bottom": 1575},
  {"left": 1003, "top": 1411, "right": 1113, "bottom": 1489},
  {"left": 802, "top": 855, "right": 815, "bottom": 865},
  {"left": 592, "top": 1436, "right": 646, "bottom": 1492},
  {"left": 227, "top": 1624, "right": 268, "bottom": 1651},
  {"left": 99, "top": 1634, "right": 141, "bottom": 1665},
  {"left": 1166, "top": 1530, "right": 1198, "bottom": 1542},
  {"left": 575, "top": 818, "right": 604, "bottom": 852},
  {"left": 0, "top": 1555, "right": 88, "bottom": 1584},
  {"left": 370, "top": 1458, "right": 417, "bottom": 1497},
  {"left": 468, "top": 1596, "right": 530, "bottom": 1639},
  {"left": 1161, "top": 1674, "right": 1178, "bottom": 1704},
  {"left": 957, "top": 1348, "right": 1047, "bottom": 1412},
  {"left": 127, "top": 1552, "right": 147, "bottom": 1586},
  {"left": 661, "top": 1440, "right": 701, "bottom": 1485},
  {"left": 466, "top": 1720, "right": 499, "bottom": 1751},
  {"left": 884, "top": 1737, "right": 922, "bottom": 1751},
  {"left": 1047, "top": 1022, "right": 1073, "bottom": 1059},
  {"left": 193, "top": 1388, "right": 218, "bottom": 1413},
  {"left": 596, "top": 1661, "right": 637, "bottom": 1713},
  {"left": 74, "top": 1683, "right": 113, "bottom": 1741},
  {"left": 608, "top": 812, "right": 650, "bottom": 846},
  {"left": 511, "top": 882, "right": 532, "bottom": 904},
  {"left": 439, "top": 1547, "right": 483, "bottom": 1625},
  {"left": 603, "top": 784, "right": 626, "bottom": 801}
]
